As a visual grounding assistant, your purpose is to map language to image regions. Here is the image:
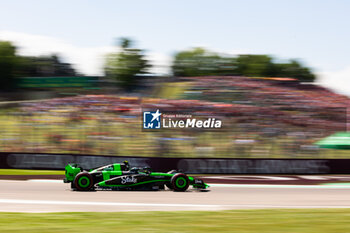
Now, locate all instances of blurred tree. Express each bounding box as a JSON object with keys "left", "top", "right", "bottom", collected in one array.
[
  {"left": 0, "top": 41, "right": 17, "bottom": 90},
  {"left": 105, "top": 38, "right": 150, "bottom": 90},
  {"left": 172, "top": 49, "right": 316, "bottom": 82},
  {"left": 236, "top": 55, "right": 273, "bottom": 77},
  {"left": 273, "top": 60, "right": 315, "bottom": 82},
  {"left": 172, "top": 48, "right": 237, "bottom": 77},
  {"left": 17, "top": 54, "right": 78, "bottom": 77}
]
